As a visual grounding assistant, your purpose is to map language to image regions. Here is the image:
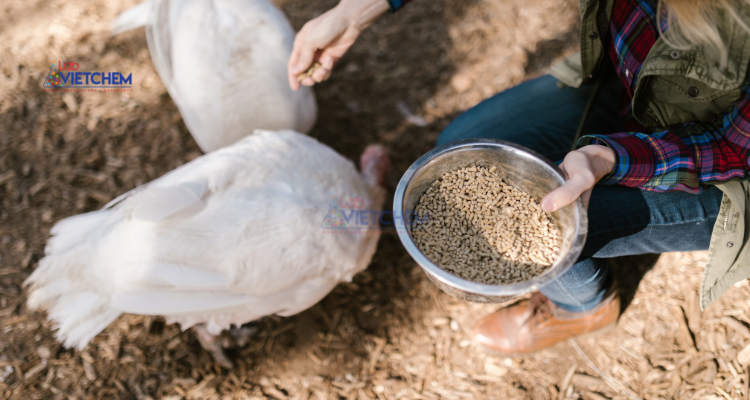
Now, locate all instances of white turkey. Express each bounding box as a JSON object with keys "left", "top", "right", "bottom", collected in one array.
[
  {"left": 112, "top": 0, "right": 317, "bottom": 152},
  {"left": 25, "top": 130, "right": 389, "bottom": 368}
]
